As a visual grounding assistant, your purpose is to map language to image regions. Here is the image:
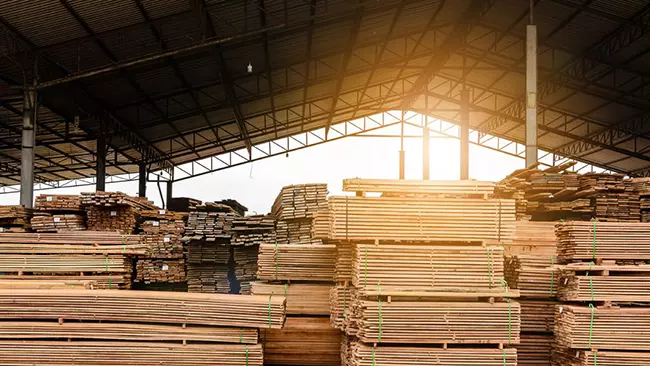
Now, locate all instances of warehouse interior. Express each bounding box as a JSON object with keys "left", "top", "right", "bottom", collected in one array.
[{"left": 1, "top": 0, "right": 650, "bottom": 365}]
